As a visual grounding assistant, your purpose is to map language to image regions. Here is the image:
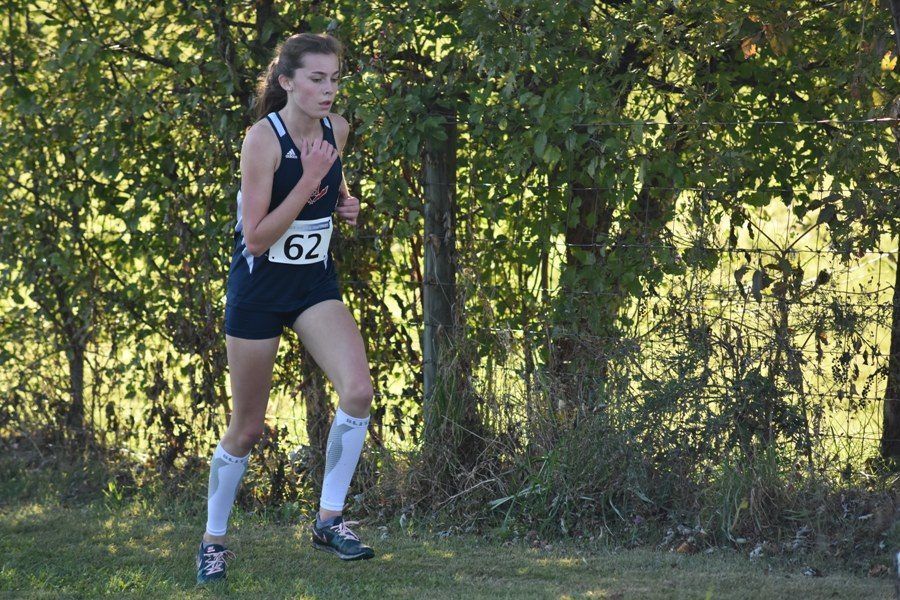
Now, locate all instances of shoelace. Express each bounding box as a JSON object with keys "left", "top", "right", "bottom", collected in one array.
[
  {"left": 330, "top": 520, "right": 362, "bottom": 542},
  {"left": 203, "top": 548, "right": 235, "bottom": 575}
]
